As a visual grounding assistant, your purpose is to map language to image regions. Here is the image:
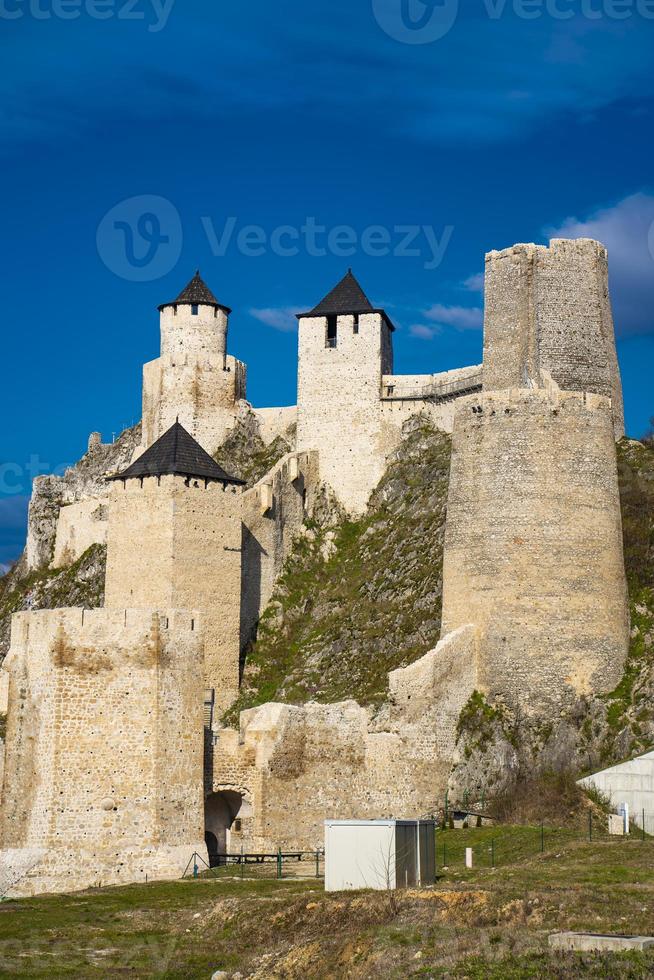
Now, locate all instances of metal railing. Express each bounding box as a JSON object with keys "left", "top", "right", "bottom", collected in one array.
[
  {"left": 182, "top": 849, "right": 324, "bottom": 881},
  {"left": 382, "top": 371, "right": 483, "bottom": 404}
]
